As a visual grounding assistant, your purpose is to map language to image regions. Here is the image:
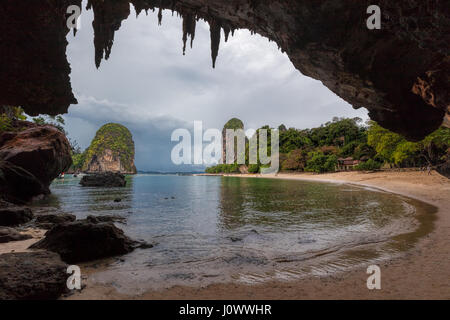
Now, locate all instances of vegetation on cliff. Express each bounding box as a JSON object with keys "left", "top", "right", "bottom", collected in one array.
[
  {"left": 0, "top": 107, "right": 26, "bottom": 132},
  {"left": 81, "top": 123, "right": 136, "bottom": 173},
  {"left": 206, "top": 117, "right": 450, "bottom": 174},
  {"left": 223, "top": 118, "right": 244, "bottom": 130}
]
